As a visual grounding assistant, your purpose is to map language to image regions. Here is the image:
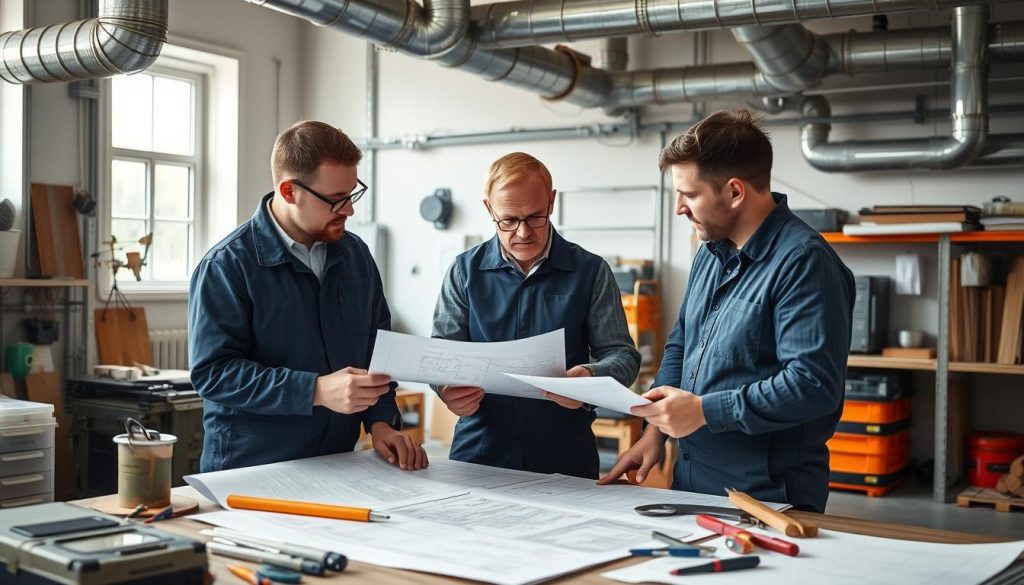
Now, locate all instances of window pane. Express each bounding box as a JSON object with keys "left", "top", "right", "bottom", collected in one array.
[
  {"left": 111, "top": 73, "right": 153, "bottom": 151},
  {"left": 154, "top": 164, "right": 191, "bottom": 220},
  {"left": 111, "top": 160, "right": 147, "bottom": 217},
  {"left": 110, "top": 219, "right": 148, "bottom": 282},
  {"left": 153, "top": 76, "right": 194, "bottom": 155},
  {"left": 151, "top": 221, "right": 189, "bottom": 281}
]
